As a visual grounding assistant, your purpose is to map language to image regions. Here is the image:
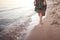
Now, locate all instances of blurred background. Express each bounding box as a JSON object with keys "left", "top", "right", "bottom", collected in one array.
[
  {"left": 0, "top": 0, "right": 39, "bottom": 40},
  {"left": 0, "top": 0, "right": 34, "bottom": 10}
]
